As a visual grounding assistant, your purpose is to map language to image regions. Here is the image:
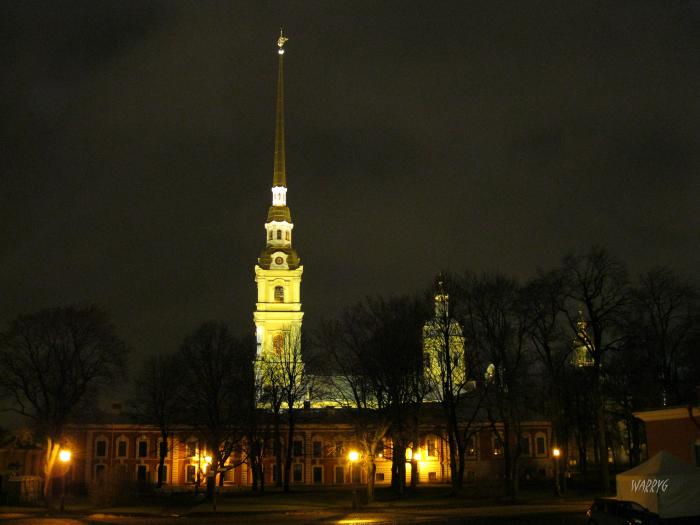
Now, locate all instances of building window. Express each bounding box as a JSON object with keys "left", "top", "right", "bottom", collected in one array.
[
  {"left": 535, "top": 433, "right": 547, "bottom": 456},
  {"left": 95, "top": 464, "right": 106, "bottom": 483},
  {"left": 467, "top": 436, "right": 476, "bottom": 456},
  {"left": 427, "top": 438, "right": 437, "bottom": 457},
  {"left": 186, "top": 465, "right": 196, "bottom": 483},
  {"left": 293, "top": 440, "right": 303, "bottom": 457},
  {"left": 138, "top": 439, "right": 148, "bottom": 458},
  {"left": 95, "top": 439, "right": 107, "bottom": 458},
  {"left": 376, "top": 472, "right": 385, "bottom": 482},
  {"left": 520, "top": 435, "right": 531, "bottom": 456},
  {"left": 272, "top": 464, "right": 279, "bottom": 483},
  {"left": 313, "top": 441, "right": 323, "bottom": 458},
  {"left": 313, "top": 465, "right": 323, "bottom": 484},
  {"left": 335, "top": 441, "right": 344, "bottom": 457},
  {"left": 428, "top": 472, "right": 437, "bottom": 482},
  {"left": 492, "top": 433, "right": 502, "bottom": 456},
  {"left": 117, "top": 440, "right": 127, "bottom": 458},
  {"left": 293, "top": 464, "right": 303, "bottom": 482},
  {"left": 273, "top": 334, "right": 284, "bottom": 355},
  {"left": 351, "top": 465, "right": 361, "bottom": 483},
  {"left": 285, "top": 231, "right": 290, "bottom": 241},
  {"left": 137, "top": 465, "right": 148, "bottom": 482},
  {"left": 186, "top": 440, "right": 197, "bottom": 457},
  {"left": 225, "top": 467, "right": 235, "bottom": 482},
  {"left": 277, "top": 230, "right": 282, "bottom": 240},
  {"left": 274, "top": 286, "right": 284, "bottom": 302},
  {"left": 268, "top": 230, "right": 272, "bottom": 240},
  {"left": 334, "top": 466, "right": 344, "bottom": 484}
]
